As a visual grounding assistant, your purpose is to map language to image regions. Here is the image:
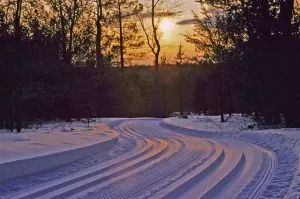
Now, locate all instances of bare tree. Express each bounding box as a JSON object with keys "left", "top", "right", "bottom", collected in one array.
[
  {"left": 138, "top": 0, "right": 180, "bottom": 70},
  {"left": 109, "top": 0, "right": 143, "bottom": 68},
  {"left": 48, "top": 0, "right": 88, "bottom": 67},
  {"left": 138, "top": 0, "right": 180, "bottom": 116}
]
